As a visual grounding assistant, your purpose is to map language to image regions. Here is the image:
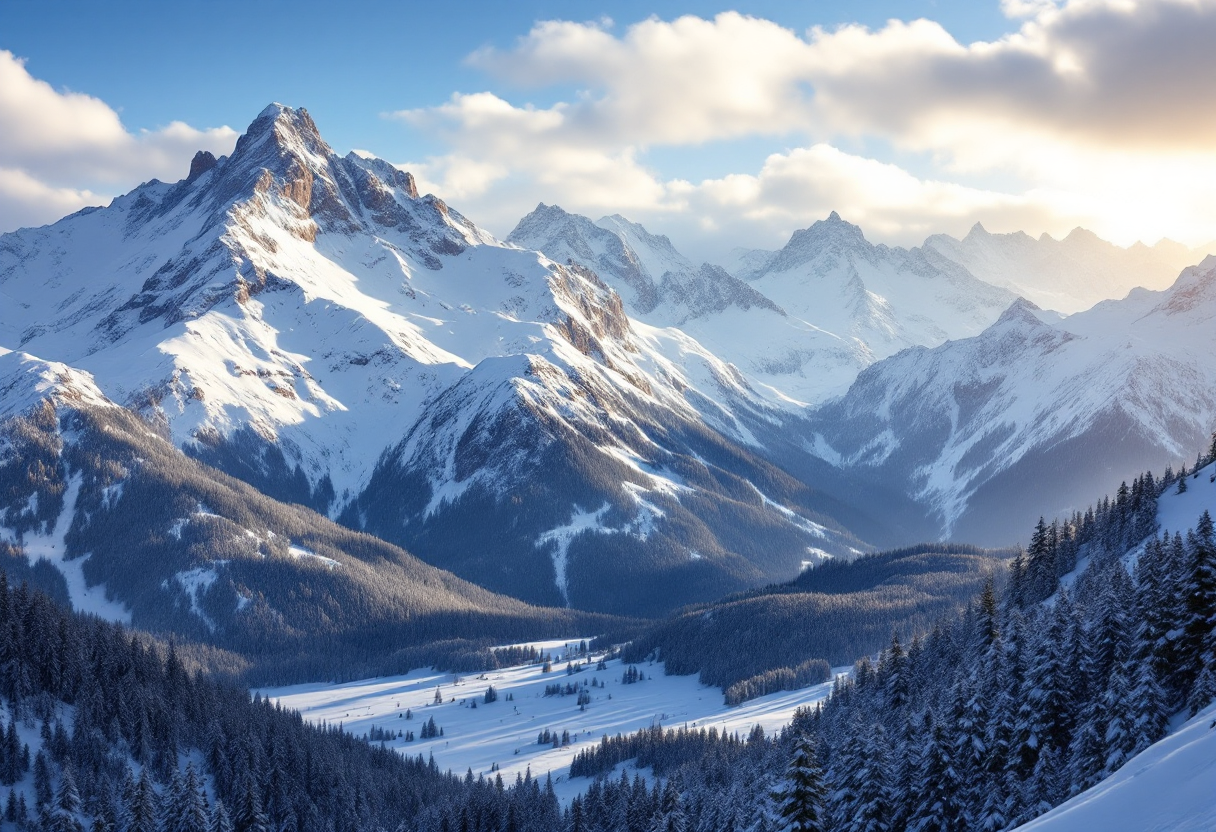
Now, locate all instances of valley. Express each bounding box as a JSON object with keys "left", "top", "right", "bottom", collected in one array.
[{"left": 260, "top": 640, "right": 844, "bottom": 802}]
